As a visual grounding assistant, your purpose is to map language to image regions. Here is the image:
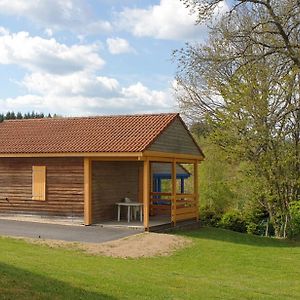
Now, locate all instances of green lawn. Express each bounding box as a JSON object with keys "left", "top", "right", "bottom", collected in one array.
[{"left": 0, "top": 228, "right": 300, "bottom": 300}]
